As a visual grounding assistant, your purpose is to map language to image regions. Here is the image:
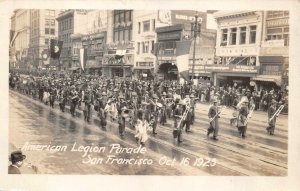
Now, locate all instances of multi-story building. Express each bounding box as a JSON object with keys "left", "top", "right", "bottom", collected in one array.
[
  {"left": 155, "top": 10, "right": 214, "bottom": 81},
  {"left": 258, "top": 11, "right": 289, "bottom": 90},
  {"left": 56, "top": 9, "right": 88, "bottom": 71},
  {"left": 132, "top": 10, "right": 157, "bottom": 79},
  {"left": 9, "top": 13, "right": 16, "bottom": 68},
  {"left": 10, "top": 9, "right": 30, "bottom": 69},
  {"left": 102, "top": 10, "right": 134, "bottom": 78},
  {"left": 213, "top": 11, "right": 263, "bottom": 88},
  {"left": 28, "top": 9, "right": 59, "bottom": 70}
]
